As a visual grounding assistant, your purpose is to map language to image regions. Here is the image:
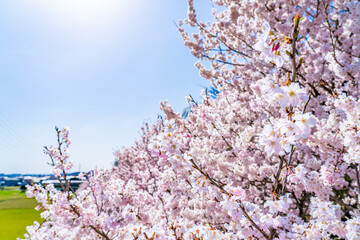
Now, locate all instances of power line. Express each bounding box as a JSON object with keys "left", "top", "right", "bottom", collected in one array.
[
  {"left": 0, "top": 112, "right": 28, "bottom": 145},
  {"left": 0, "top": 112, "right": 42, "bottom": 162}
]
